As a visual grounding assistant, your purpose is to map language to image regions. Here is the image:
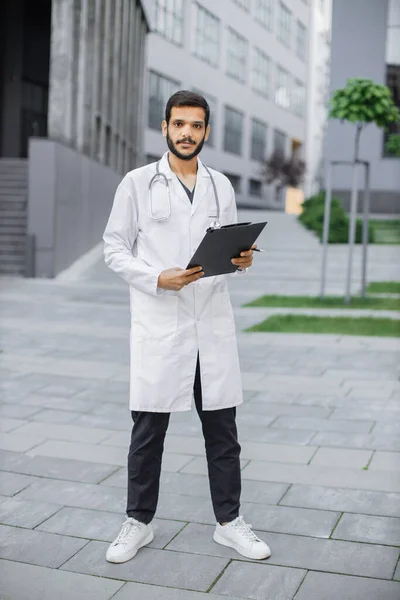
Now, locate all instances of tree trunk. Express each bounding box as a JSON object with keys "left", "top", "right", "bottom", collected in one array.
[{"left": 354, "top": 124, "right": 363, "bottom": 162}]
